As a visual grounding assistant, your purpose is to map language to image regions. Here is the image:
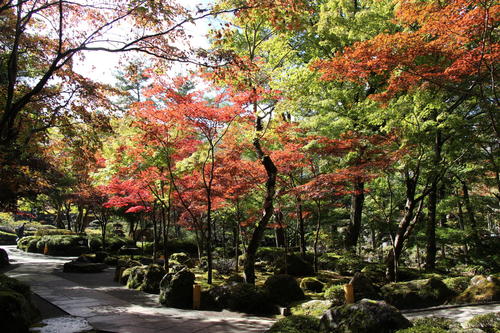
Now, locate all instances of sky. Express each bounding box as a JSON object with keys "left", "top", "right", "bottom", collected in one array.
[{"left": 74, "top": 0, "right": 215, "bottom": 85}]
